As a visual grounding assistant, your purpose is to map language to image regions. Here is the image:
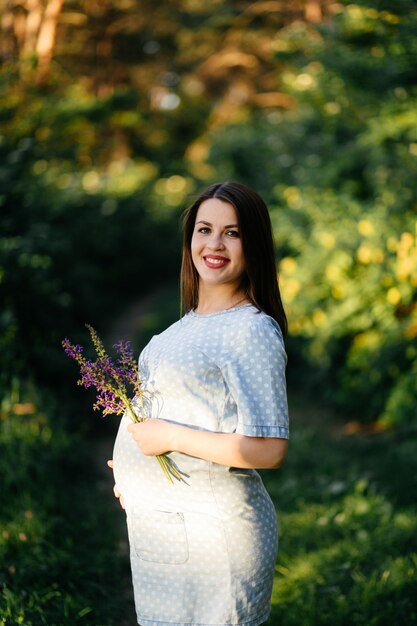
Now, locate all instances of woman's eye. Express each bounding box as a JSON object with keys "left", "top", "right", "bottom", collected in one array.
[
  {"left": 226, "top": 230, "right": 240, "bottom": 238},
  {"left": 198, "top": 227, "right": 210, "bottom": 234}
]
